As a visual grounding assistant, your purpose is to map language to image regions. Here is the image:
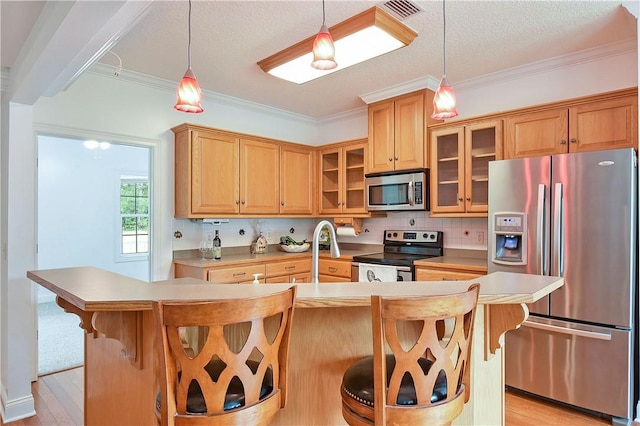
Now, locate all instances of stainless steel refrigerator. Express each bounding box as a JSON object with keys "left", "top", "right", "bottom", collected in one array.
[{"left": 487, "top": 148, "right": 637, "bottom": 422}]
